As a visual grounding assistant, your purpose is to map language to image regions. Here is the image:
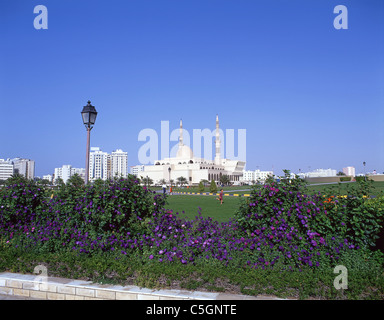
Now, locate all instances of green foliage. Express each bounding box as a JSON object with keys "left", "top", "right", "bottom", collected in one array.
[
  {"left": 1, "top": 169, "right": 383, "bottom": 299},
  {"left": 67, "top": 173, "right": 84, "bottom": 188},
  {"left": 0, "top": 247, "right": 382, "bottom": 299},
  {"left": 4, "top": 173, "right": 30, "bottom": 186},
  {"left": 209, "top": 180, "right": 217, "bottom": 193},
  {"left": 0, "top": 179, "right": 47, "bottom": 224},
  {"left": 198, "top": 181, "right": 205, "bottom": 193},
  {"left": 140, "top": 176, "right": 153, "bottom": 187},
  {"left": 50, "top": 176, "right": 166, "bottom": 237},
  {"left": 320, "top": 179, "right": 384, "bottom": 249},
  {"left": 219, "top": 175, "right": 230, "bottom": 186},
  {"left": 177, "top": 176, "right": 187, "bottom": 187},
  {"left": 235, "top": 170, "right": 310, "bottom": 236}
]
